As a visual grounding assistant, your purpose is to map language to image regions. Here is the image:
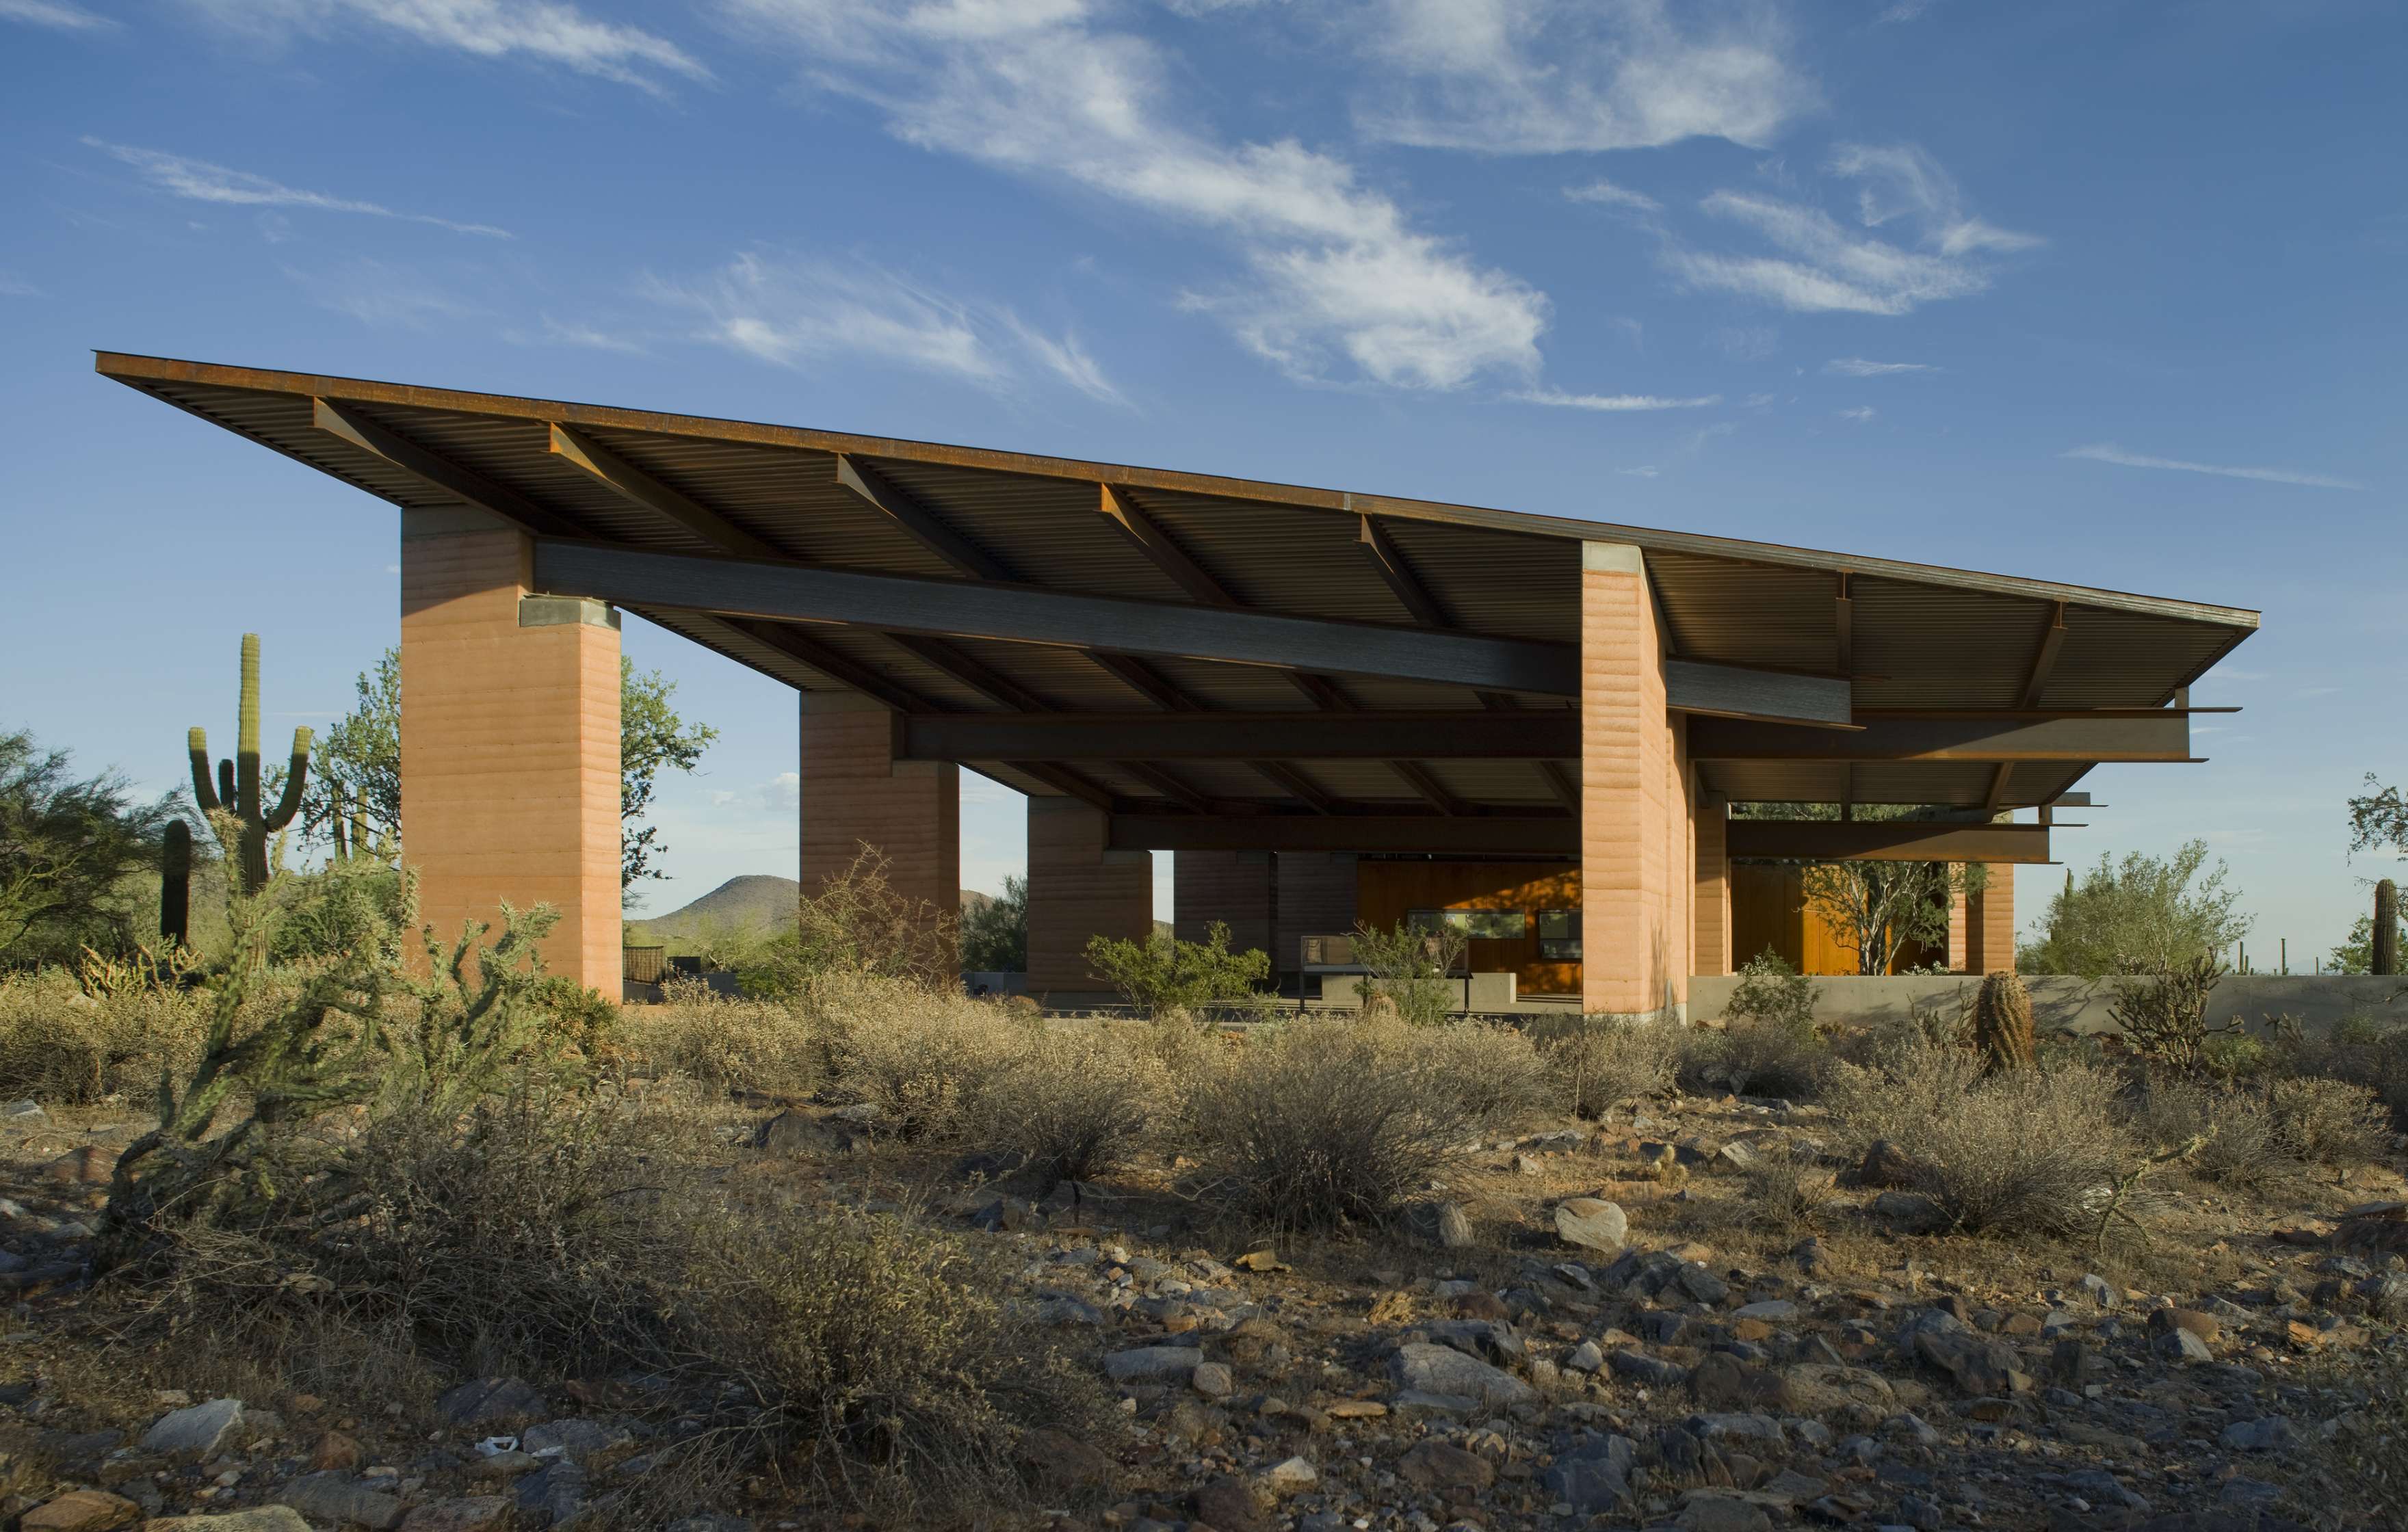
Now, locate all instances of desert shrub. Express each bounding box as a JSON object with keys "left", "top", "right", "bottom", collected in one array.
[
  {"left": 1415, "top": 1018, "right": 1549, "bottom": 1127},
  {"left": 2108, "top": 952, "right": 2232, "bottom": 1070},
  {"left": 2128, "top": 1078, "right": 2294, "bottom": 1190},
  {"left": 1179, "top": 1016, "right": 1479, "bottom": 1230},
  {"left": 960, "top": 875, "right": 1028, "bottom": 973},
  {"left": 2278, "top": 1013, "right": 2408, "bottom": 1129},
  {"left": 615, "top": 990, "right": 824, "bottom": 1098},
  {"left": 820, "top": 975, "right": 1033, "bottom": 1139},
  {"left": 1715, "top": 1018, "right": 1831, "bottom": 1100},
  {"left": 263, "top": 859, "right": 410, "bottom": 966},
  {"left": 0, "top": 968, "right": 212, "bottom": 1102},
  {"left": 681, "top": 1204, "right": 1107, "bottom": 1520},
  {"left": 1727, "top": 948, "right": 1818, "bottom": 1033},
  {"left": 2268, "top": 1077, "right": 2392, "bottom": 1174},
  {"left": 740, "top": 847, "right": 957, "bottom": 998},
  {"left": 1351, "top": 919, "right": 1468, "bottom": 1027},
  {"left": 1532, "top": 1014, "right": 1677, "bottom": 1118},
  {"left": 1742, "top": 1143, "right": 1833, "bottom": 1235},
  {"left": 1831, "top": 1038, "right": 2132, "bottom": 1237},
  {"left": 1085, "top": 921, "right": 1272, "bottom": 1018},
  {"left": 967, "top": 1020, "right": 1165, "bottom": 1185}
]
